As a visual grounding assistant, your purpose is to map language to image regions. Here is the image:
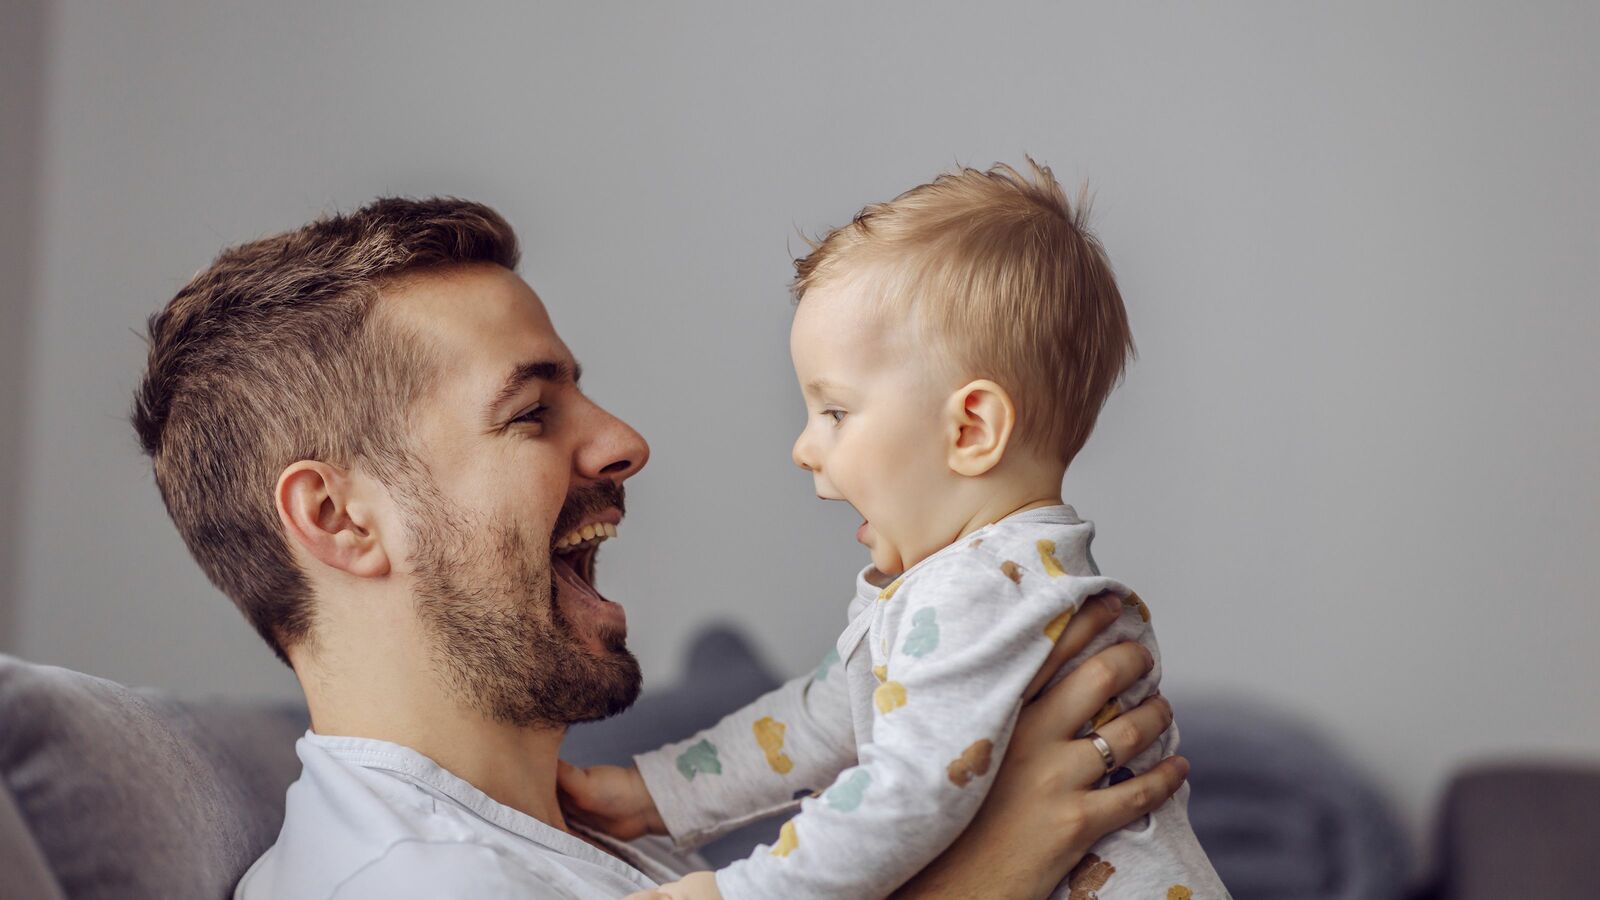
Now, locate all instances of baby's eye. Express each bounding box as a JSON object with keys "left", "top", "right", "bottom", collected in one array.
[{"left": 823, "top": 409, "right": 847, "bottom": 425}]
